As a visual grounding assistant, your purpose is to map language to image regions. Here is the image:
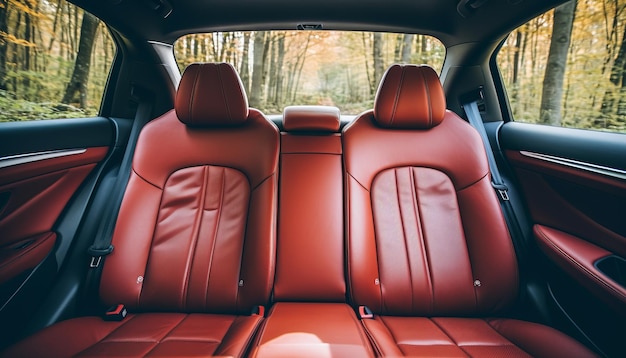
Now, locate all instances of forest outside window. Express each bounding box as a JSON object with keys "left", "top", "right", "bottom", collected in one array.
[
  {"left": 498, "top": 0, "right": 626, "bottom": 133},
  {"left": 0, "top": 0, "right": 115, "bottom": 122},
  {"left": 174, "top": 31, "right": 445, "bottom": 115}
]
